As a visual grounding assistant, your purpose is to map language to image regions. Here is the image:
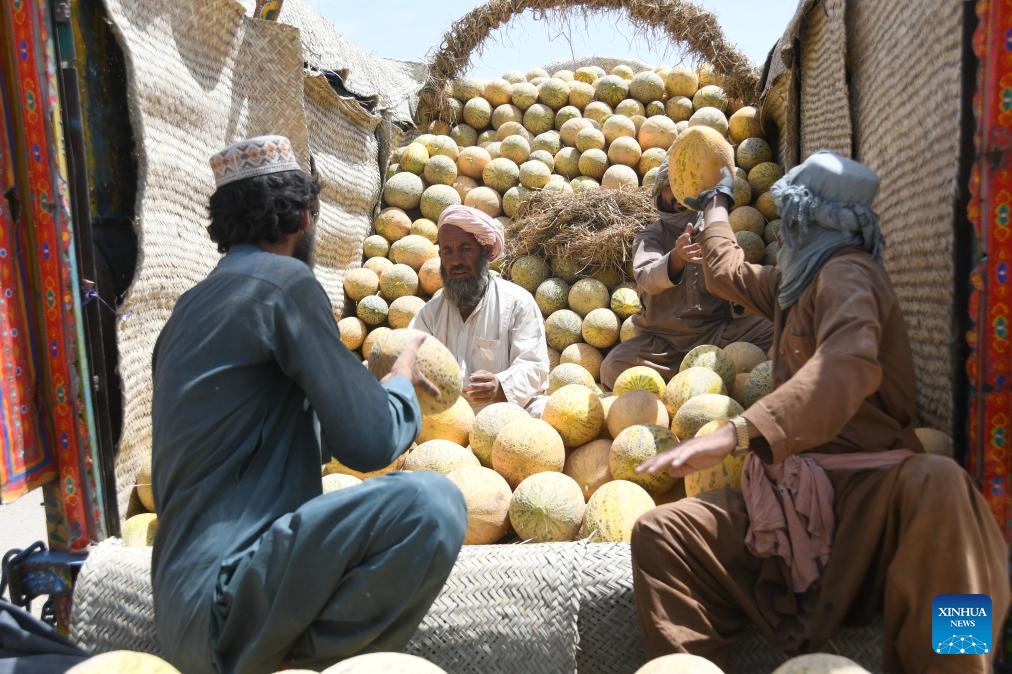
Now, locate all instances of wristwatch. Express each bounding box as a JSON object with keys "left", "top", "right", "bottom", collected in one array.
[{"left": 728, "top": 415, "right": 750, "bottom": 456}]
